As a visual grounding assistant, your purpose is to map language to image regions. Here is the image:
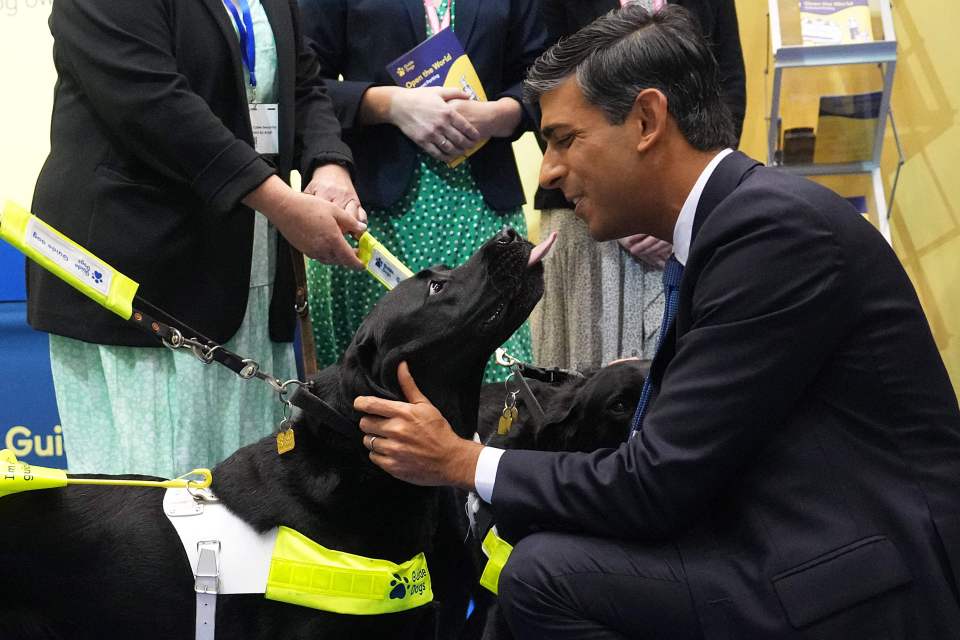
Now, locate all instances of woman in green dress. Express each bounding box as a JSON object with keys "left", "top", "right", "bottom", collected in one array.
[{"left": 300, "top": 0, "right": 547, "bottom": 382}]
